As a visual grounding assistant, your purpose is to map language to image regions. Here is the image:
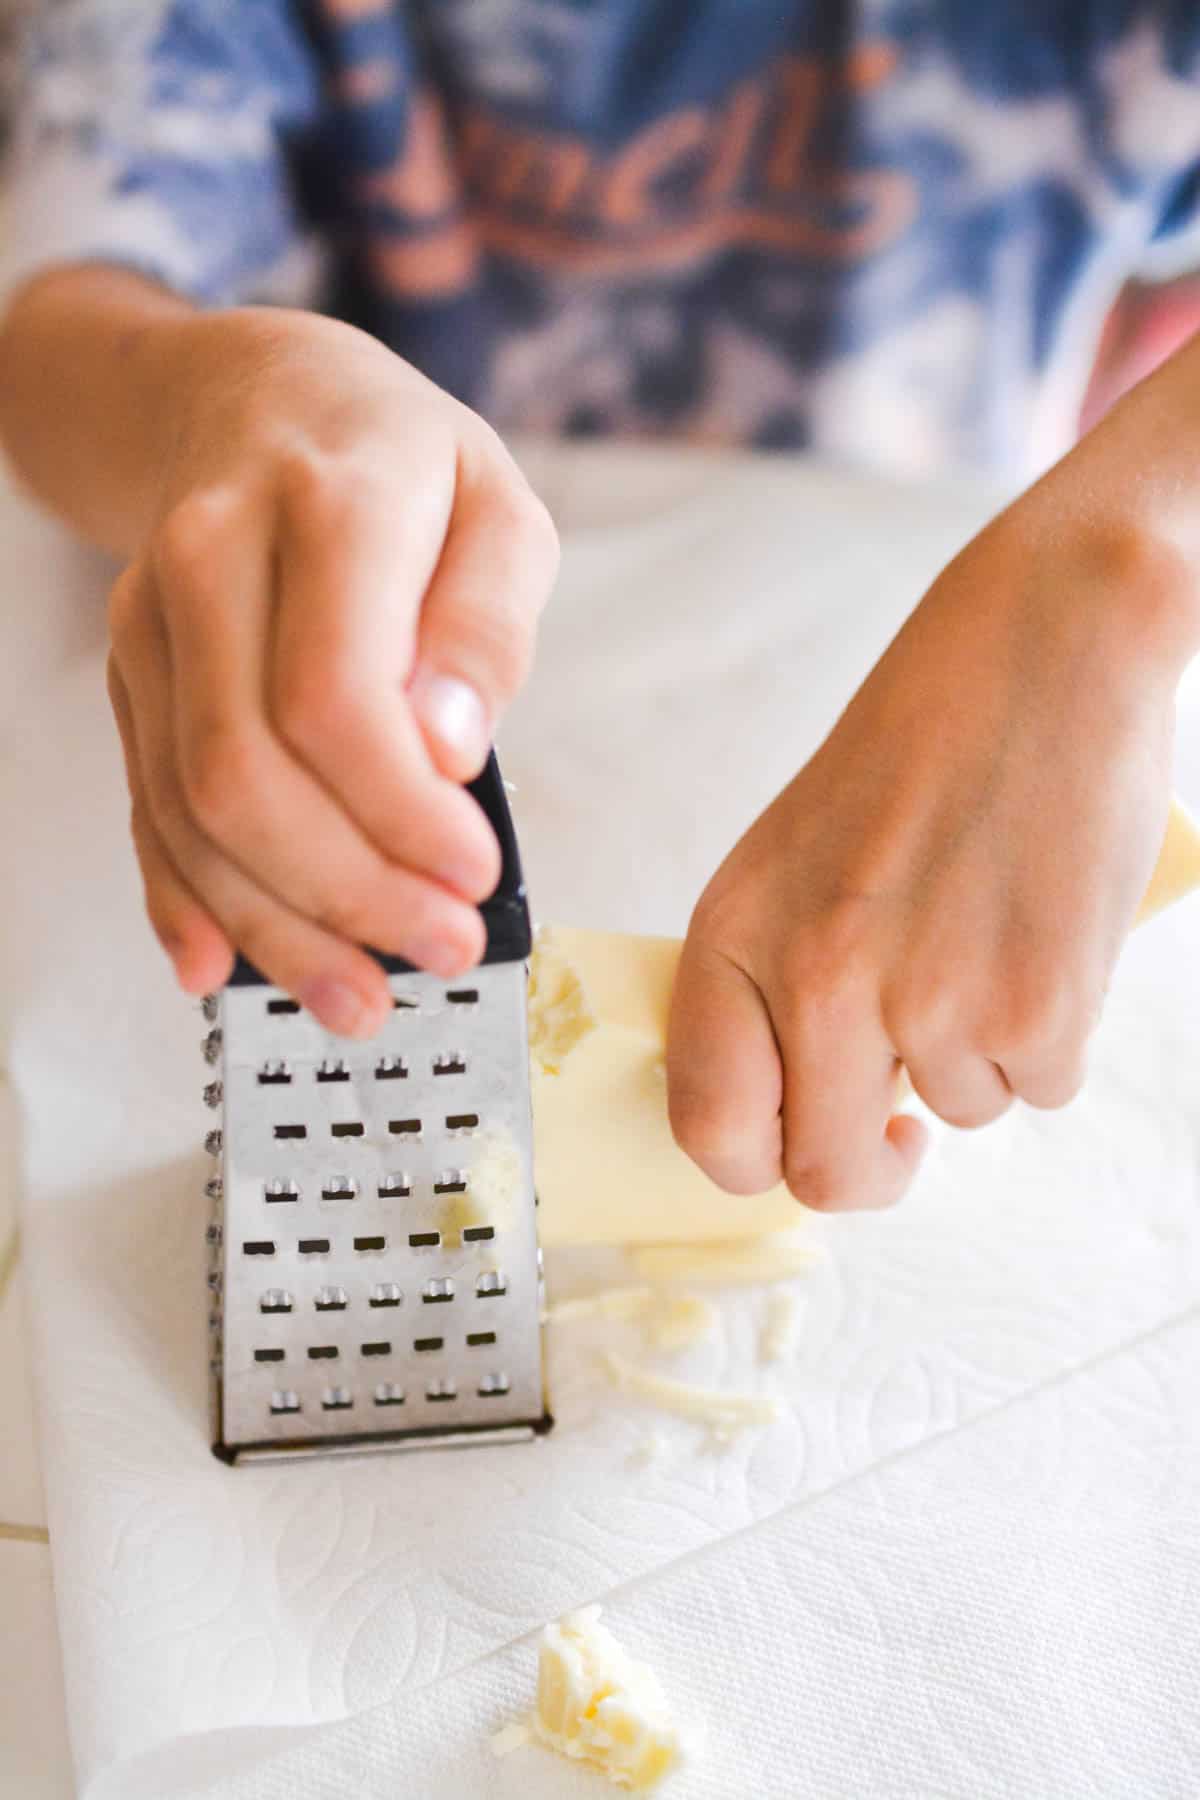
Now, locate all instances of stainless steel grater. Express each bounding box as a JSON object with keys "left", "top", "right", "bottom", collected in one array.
[{"left": 203, "top": 753, "right": 552, "bottom": 1464}]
